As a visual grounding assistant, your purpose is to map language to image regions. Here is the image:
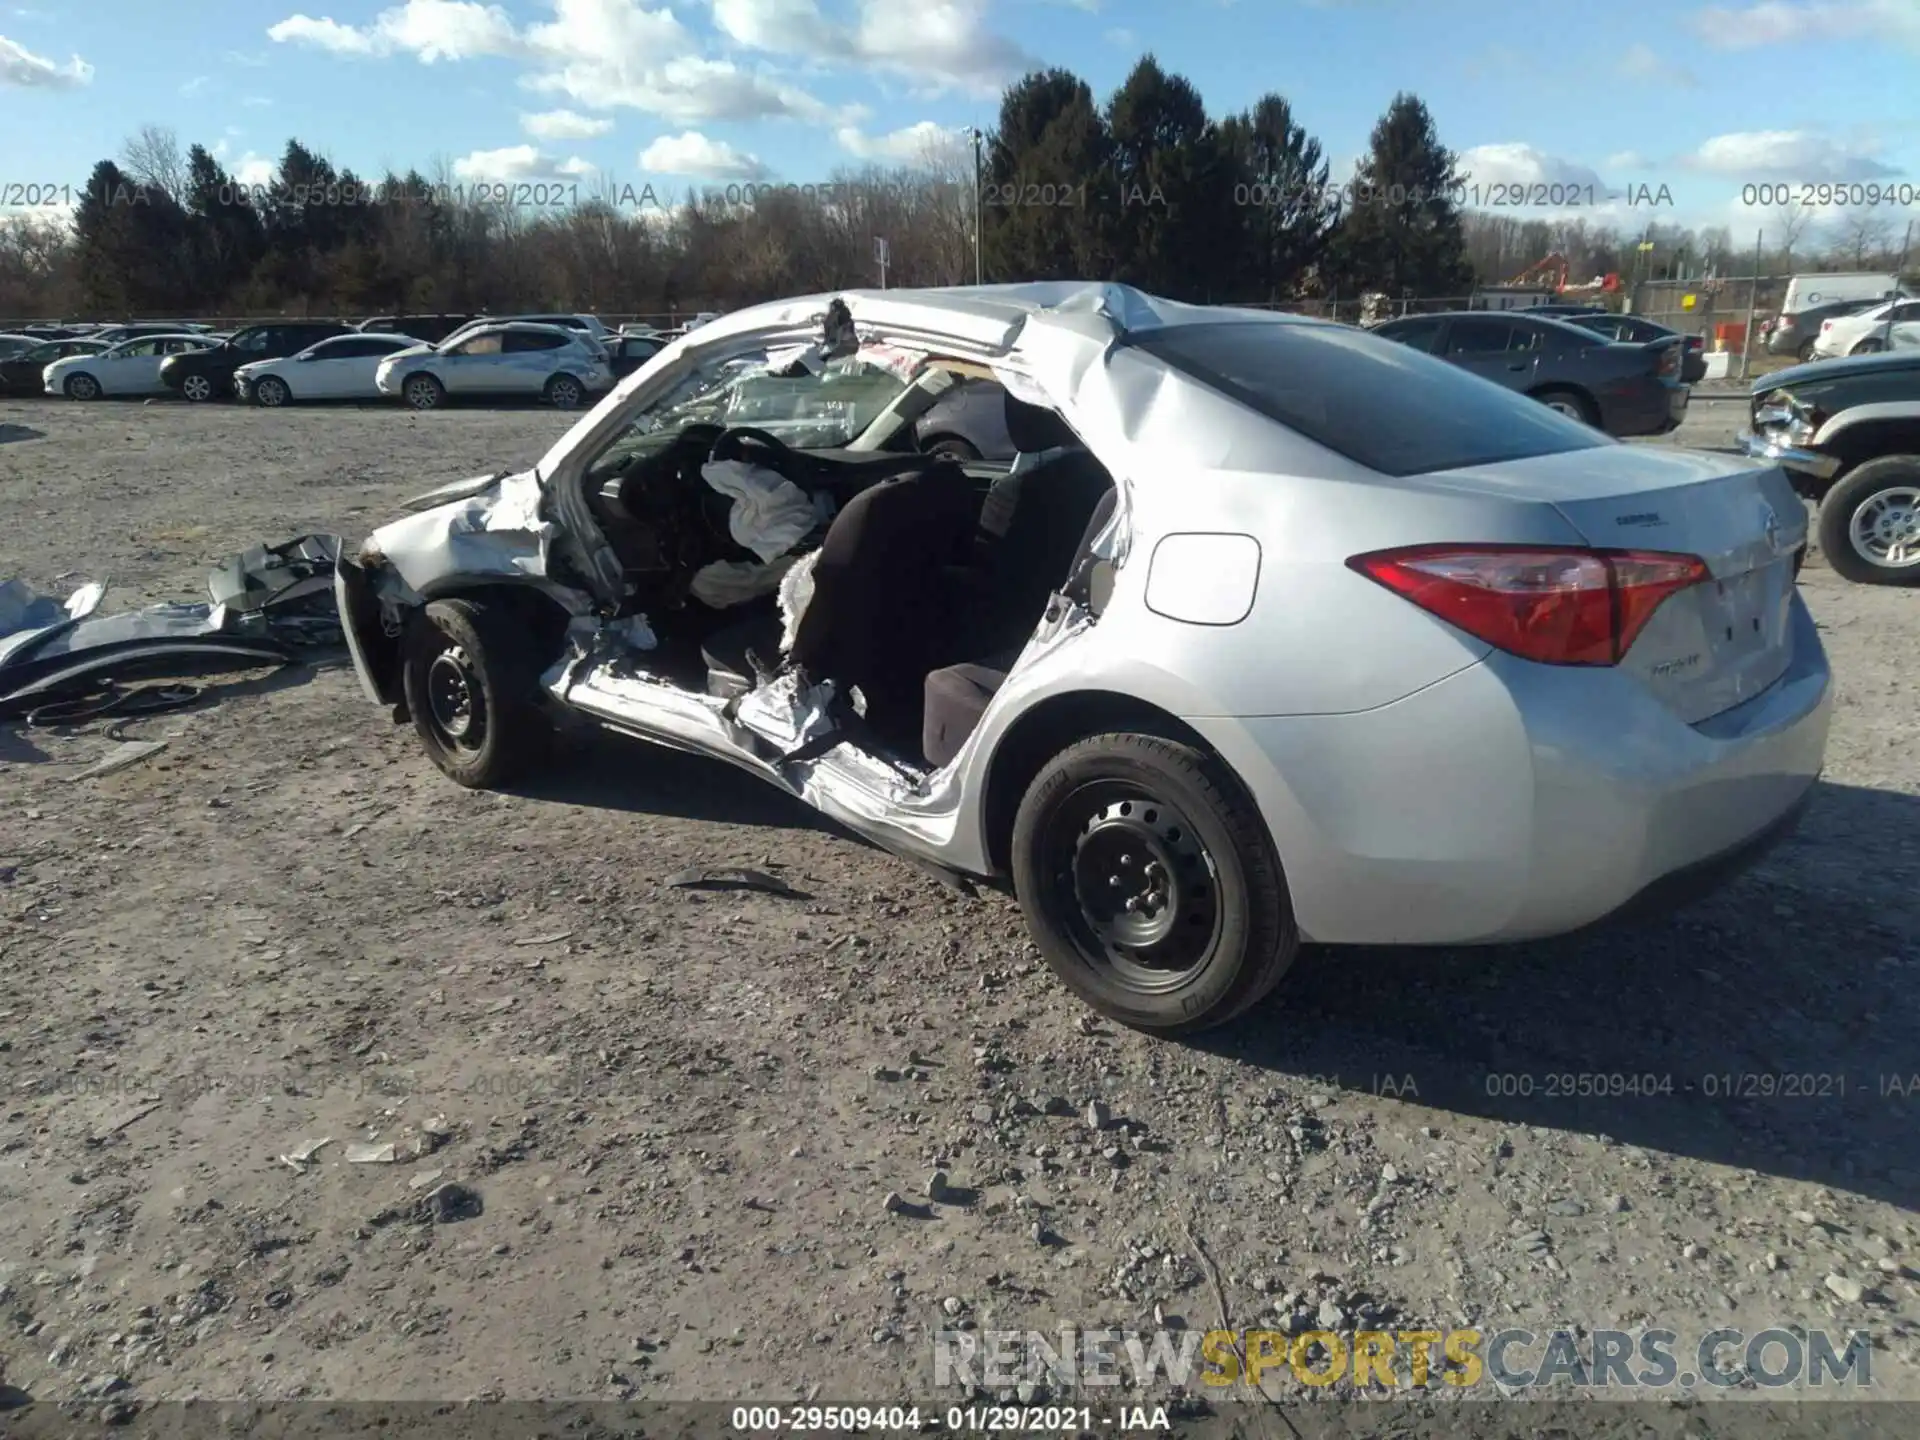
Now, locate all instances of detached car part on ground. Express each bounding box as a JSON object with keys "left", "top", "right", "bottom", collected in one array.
[
  {"left": 0, "top": 535, "right": 342, "bottom": 719},
  {"left": 338, "top": 282, "right": 1831, "bottom": 1035},
  {"left": 1740, "top": 351, "right": 1920, "bottom": 585}
]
